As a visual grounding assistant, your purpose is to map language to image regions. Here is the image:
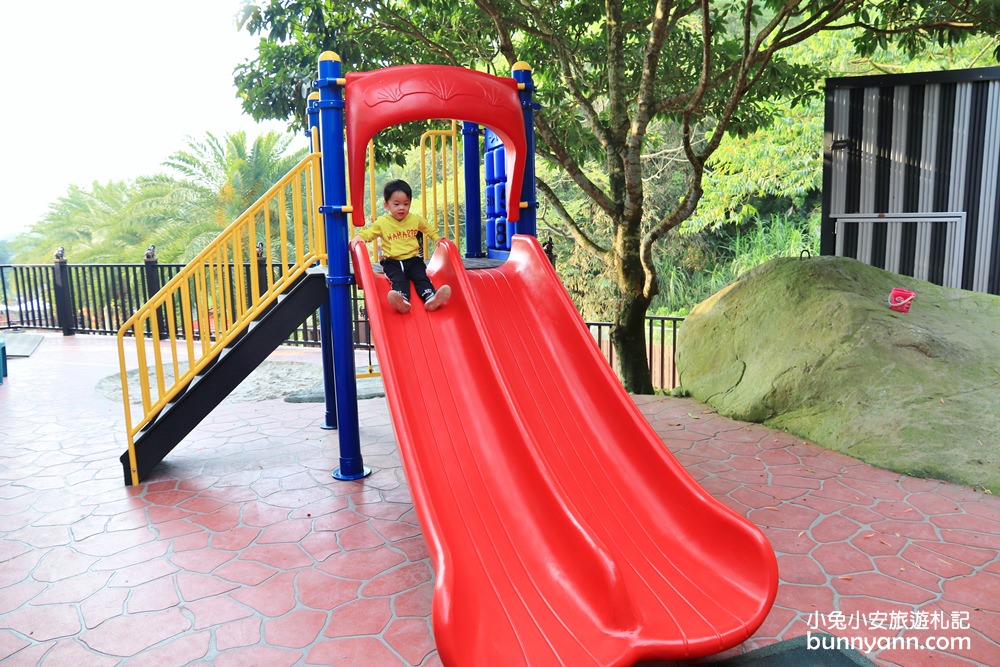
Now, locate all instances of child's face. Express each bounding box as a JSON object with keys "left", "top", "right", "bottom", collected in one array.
[{"left": 384, "top": 191, "right": 411, "bottom": 221}]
